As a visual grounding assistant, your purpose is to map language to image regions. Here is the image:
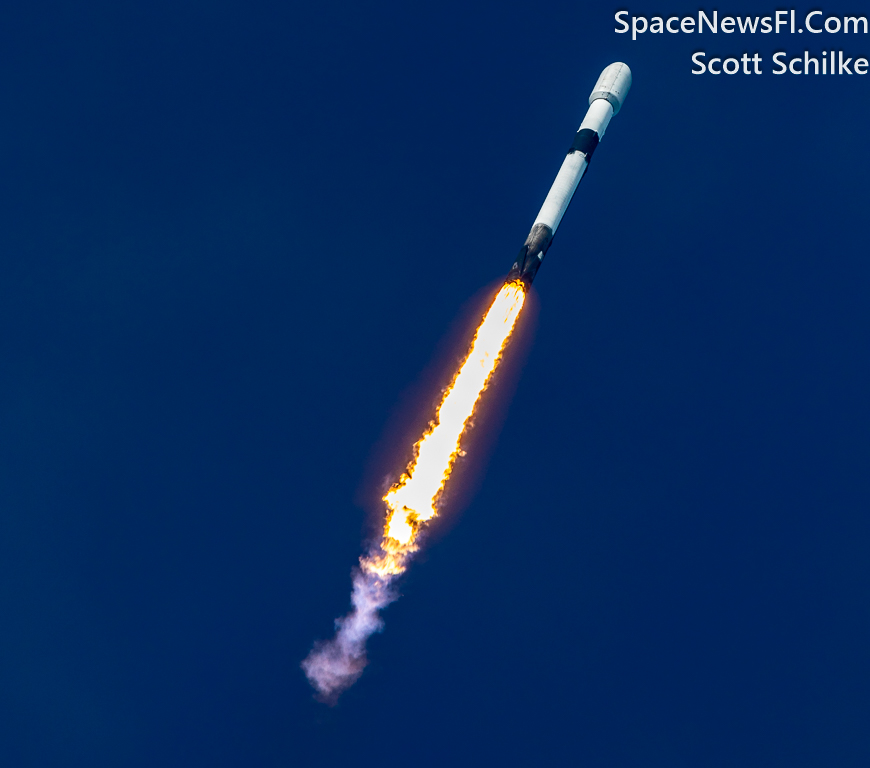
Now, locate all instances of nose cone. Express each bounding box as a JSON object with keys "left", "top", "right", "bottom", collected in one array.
[{"left": 589, "top": 62, "right": 632, "bottom": 114}]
